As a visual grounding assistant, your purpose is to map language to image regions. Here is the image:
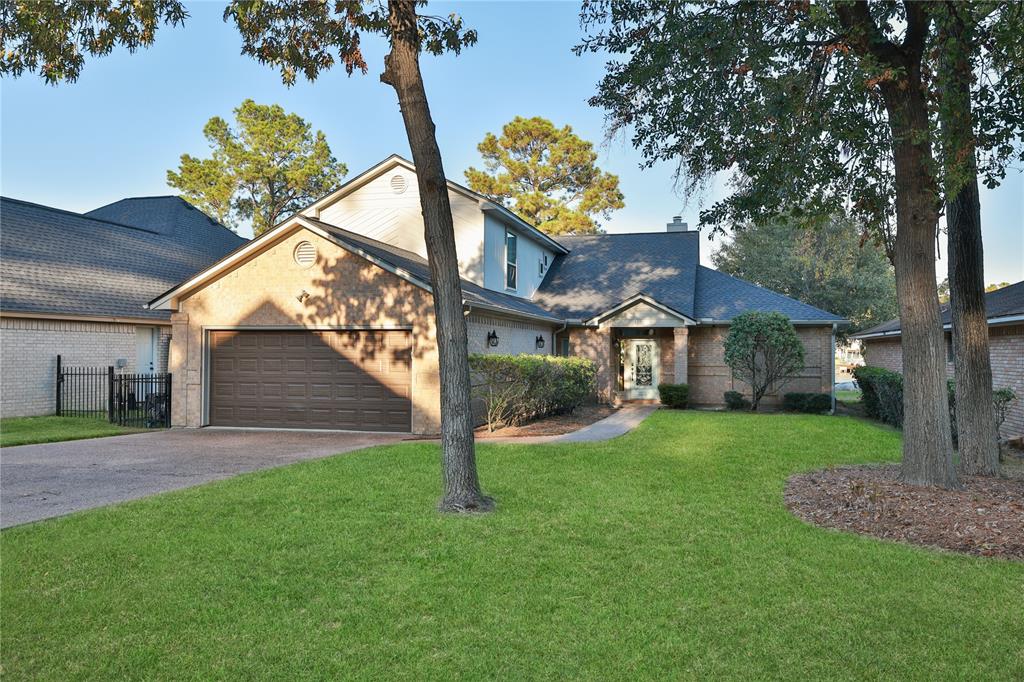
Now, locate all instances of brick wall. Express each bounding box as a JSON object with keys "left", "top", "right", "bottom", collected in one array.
[
  {"left": 0, "top": 316, "right": 169, "bottom": 417},
  {"left": 687, "top": 325, "right": 834, "bottom": 408},
  {"left": 171, "top": 228, "right": 441, "bottom": 434},
  {"left": 466, "top": 313, "right": 554, "bottom": 356}
]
